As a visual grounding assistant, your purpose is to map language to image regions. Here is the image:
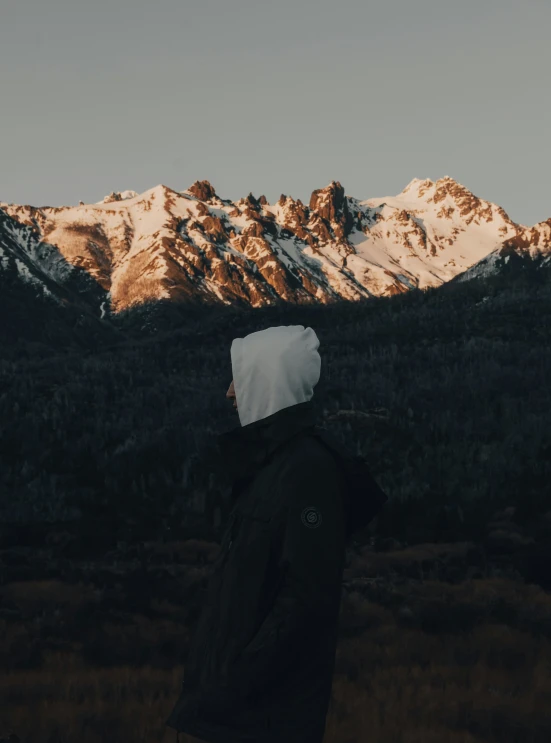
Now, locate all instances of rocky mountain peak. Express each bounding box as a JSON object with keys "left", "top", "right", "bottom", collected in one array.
[
  {"left": 431, "top": 177, "right": 504, "bottom": 224},
  {"left": 309, "top": 181, "right": 345, "bottom": 215},
  {"left": 309, "top": 181, "right": 354, "bottom": 243},
  {"left": 242, "top": 192, "right": 261, "bottom": 209},
  {"left": 188, "top": 180, "right": 217, "bottom": 201}
]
